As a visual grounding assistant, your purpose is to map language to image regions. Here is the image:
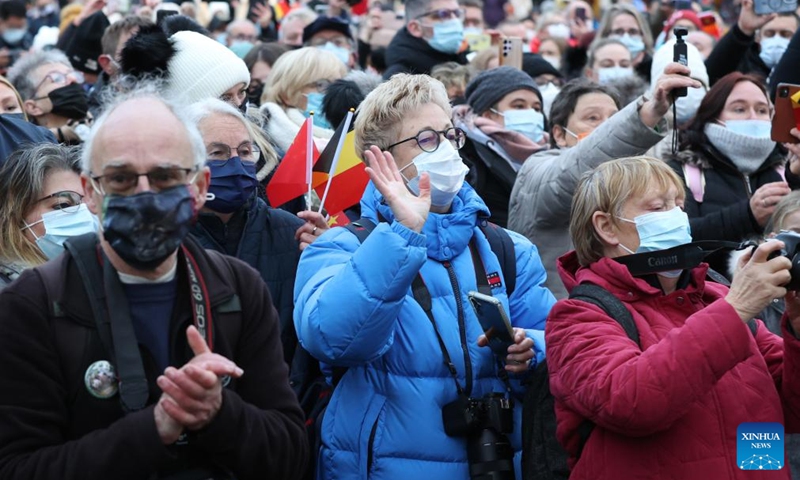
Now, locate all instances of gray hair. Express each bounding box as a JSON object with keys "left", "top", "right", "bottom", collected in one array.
[
  {"left": 81, "top": 82, "right": 206, "bottom": 174},
  {"left": 767, "top": 190, "right": 800, "bottom": 233},
  {"left": 278, "top": 8, "right": 317, "bottom": 41},
  {"left": 226, "top": 19, "right": 257, "bottom": 35},
  {"left": 404, "top": 0, "right": 431, "bottom": 23},
  {"left": 7, "top": 49, "right": 72, "bottom": 101}
]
